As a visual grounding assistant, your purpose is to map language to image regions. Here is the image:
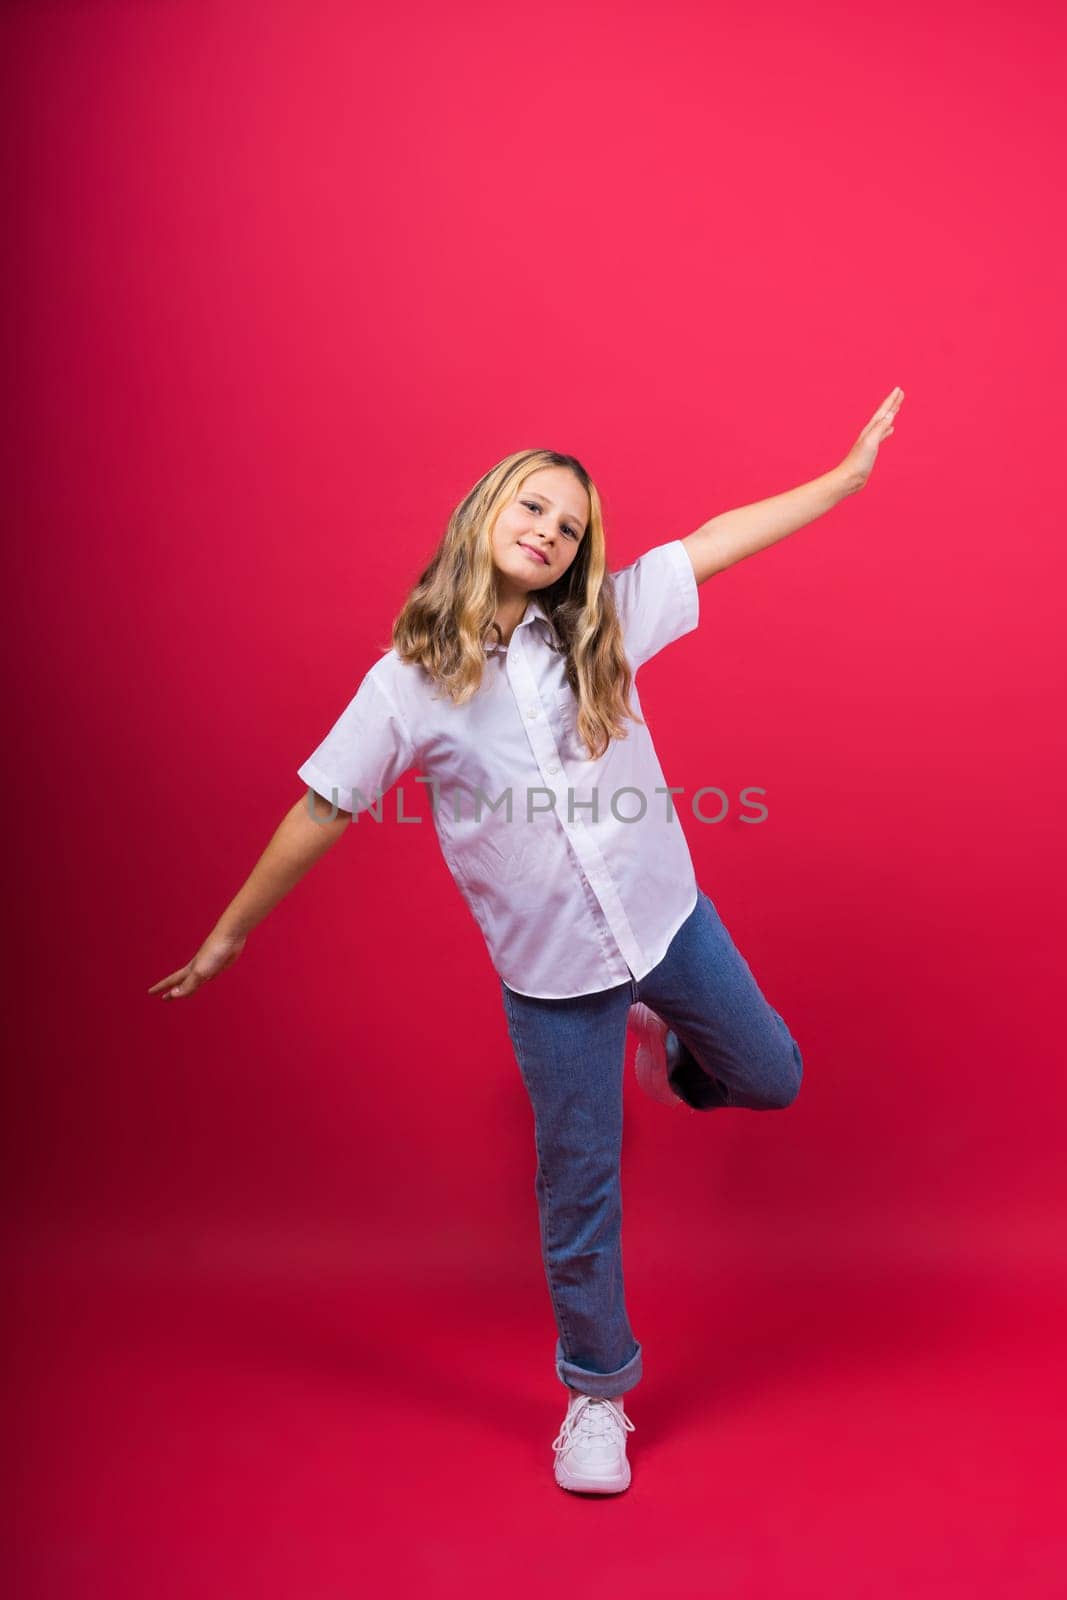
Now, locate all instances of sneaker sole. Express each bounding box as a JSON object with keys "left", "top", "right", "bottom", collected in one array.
[
  {"left": 555, "top": 1460, "right": 632, "bottom": 1494},
  {"left": 630, "top": 1004, "right": 690, "bottom": 1110}
]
